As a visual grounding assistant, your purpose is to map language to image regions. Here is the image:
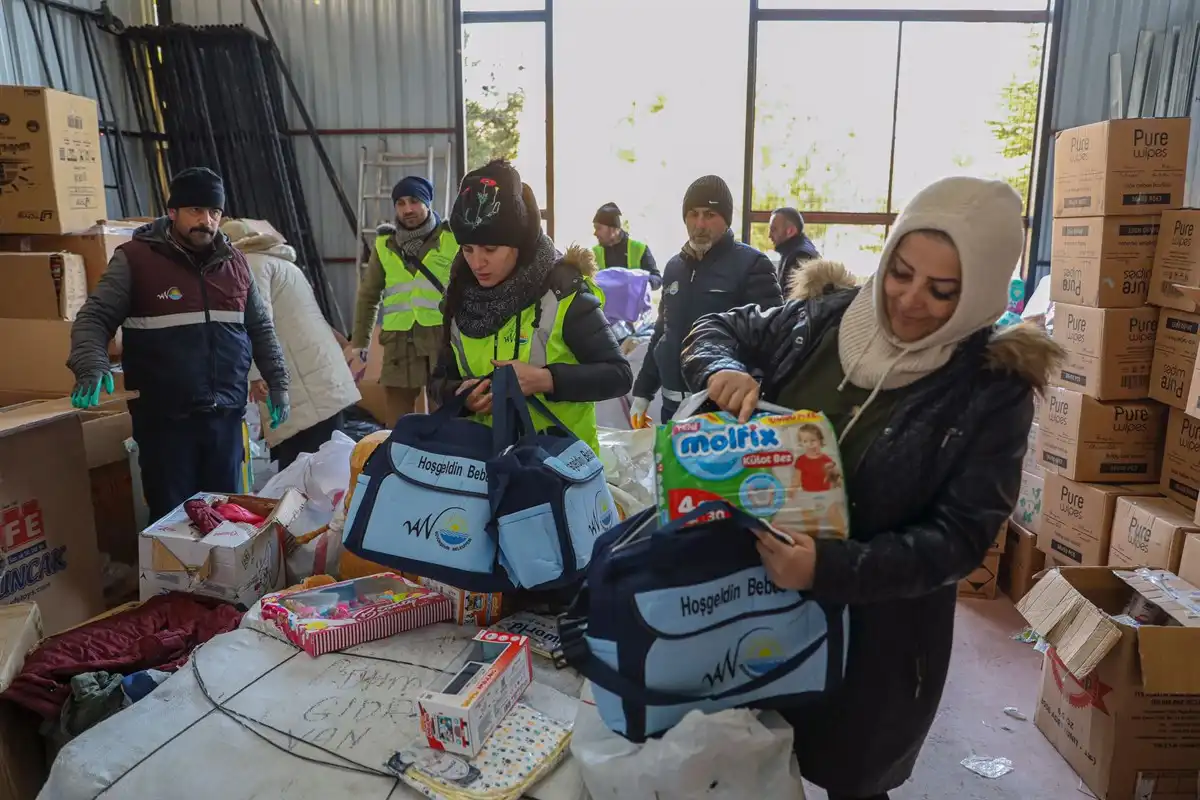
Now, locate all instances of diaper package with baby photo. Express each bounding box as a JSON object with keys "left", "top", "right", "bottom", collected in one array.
[{"left": 654, "top": 398, "right": 849, "bottom": 538}]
